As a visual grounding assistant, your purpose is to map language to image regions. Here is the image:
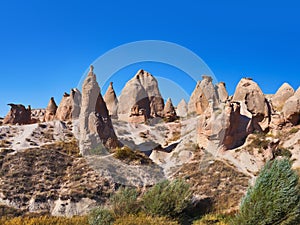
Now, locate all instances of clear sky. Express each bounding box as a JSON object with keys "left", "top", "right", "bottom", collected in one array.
[{"left": 0, "top": 0, "right": 299, "bottom": 117}]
